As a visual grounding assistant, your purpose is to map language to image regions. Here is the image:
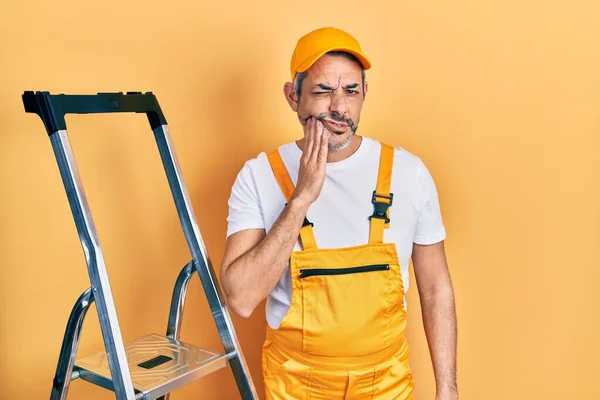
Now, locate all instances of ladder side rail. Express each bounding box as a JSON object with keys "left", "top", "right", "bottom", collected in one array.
[
  {"left": 50, "top": 288, "right": 95, "bottom": 400},
  {"left": 166, "top": 261, "right": 196, "bottom": 340},
  {"left": 152, "top": 125, "right": 258, "bottom": 399},
  {"left": 49, "top": 131, "right": 137, "bottom": 400}
]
